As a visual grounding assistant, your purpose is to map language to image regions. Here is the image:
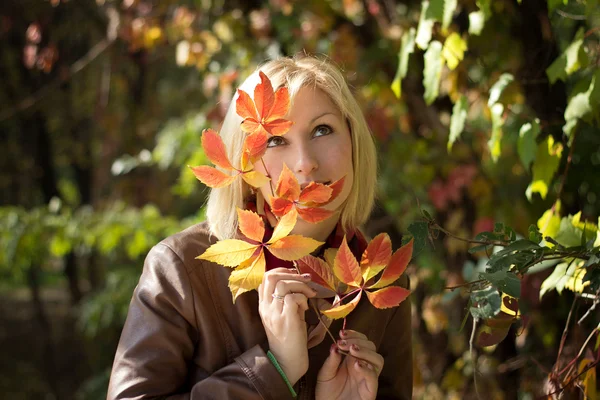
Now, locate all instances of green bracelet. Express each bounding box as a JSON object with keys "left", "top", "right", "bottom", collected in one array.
[{"left": 266, "top": 350, "right": 298, "bottom": 398}]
